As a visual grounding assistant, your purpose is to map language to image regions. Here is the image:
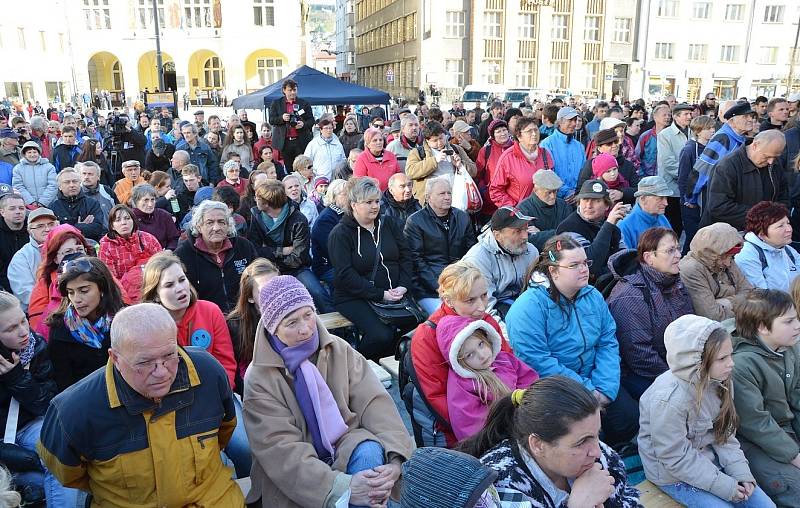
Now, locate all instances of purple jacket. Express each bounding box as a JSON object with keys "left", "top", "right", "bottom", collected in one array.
[
  {"left": 132, "top": 207, "right": 179, "bottom": 250},
  {"left": 437, "top": 315, "right": 538, "bottom": 441}
]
